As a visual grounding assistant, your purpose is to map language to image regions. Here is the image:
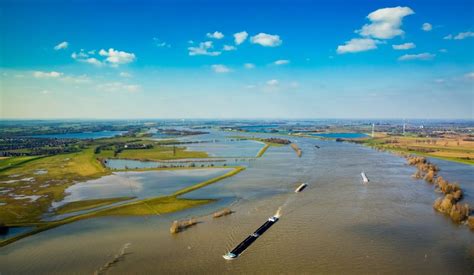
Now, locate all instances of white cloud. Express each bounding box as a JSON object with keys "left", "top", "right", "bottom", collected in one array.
[
  {"left": 153, "top": 37, "right": 171, "bottom": 48},
  {"left": 439, "top": 48, "right": 448, "bottom": 53},
  {"left": 465, "top": 72, "right": 474, "bottom": 80},
  {"left": 357, "top": 6, "right": 414, "bottom": 39},
  {"left": 33, "top": 71, "right": 63, "bottom": 78},
  {"left": 60, "top": 74, "right": 91, "bottom": 84},
  {"left": 234, "top": 31, "right": 248, "bottom": 45},
  {"left": 244, "top": 63, "right": 255, "bottom": 69},
  {"left": 54, "top": 41, "right": 68, "bottom": 50},
  {"left": 72, "top": 49, "right": 134, "bottom": 67},
  {"left": 206, "top": 31, "right": 224, "bottom": 39},
  {"left": 119, "top": 72, "right": 132, "bottom": 78},
  {"left": 392, "top": 42, "right": 416, "bottom": 50},
  {"left": 99, "top": 48, "right": 136, "bottom": 66},
  {"left": 223, "top": 45, "right": 236, "bottom": 51},
  {"left": 83, "top": 57, "right": 103, "bottom": 66},
  {"left": 454, "top": 31, "right": 474, "bottom": 40},
  {"left": 71, "top": 51, "right": 88, "bottom": 59},
  {"left": 443, "top": 34, "right": 453, "bottom": 40},
  {"left": 40, "top": 90, "right": 52, "bottom": 94},
  {"left": 444, "top": 31, "right": 474, "bottom": 40},
  {"left": 274, "top": 59, "right": 290, "bottom": 65},
  {"left": 188, "top": 41, "right": 221, "bottom": 56},
  {"left": 97, "top": 82, "right": 141, "bottom": 93},
  {"left": 337, "top": 38, "right": 378, "bottom": 54},
  {"left": 266, "top": 79, "right": 279, "bottom": 86},
  {"left": 245, "top": 84, "right": 256, "bottom": 89},
  {"left": 211, "top": 64, "right": 231, "bottom": 73},
  {"left": 398, "top": 52, "right": 435, "bottom": 61},
  {"left": 250, "top": 33, "right": 282, "bottom": 47},
  {"left": 422, "top": 23, "right": 432, "bottom": 31}
]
